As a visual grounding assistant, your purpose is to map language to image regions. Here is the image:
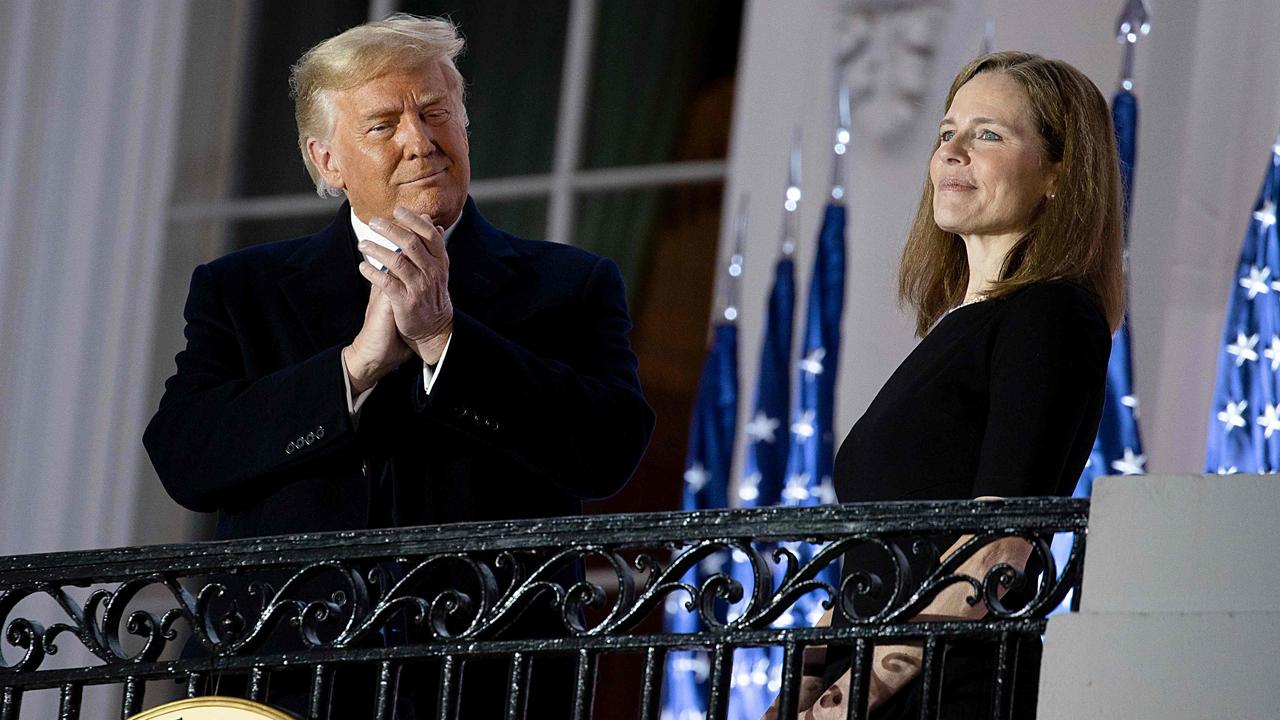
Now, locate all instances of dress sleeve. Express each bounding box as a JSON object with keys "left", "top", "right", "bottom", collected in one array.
[{"left": 972, "top": 284, "right": 1111, "bottom": 498}]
